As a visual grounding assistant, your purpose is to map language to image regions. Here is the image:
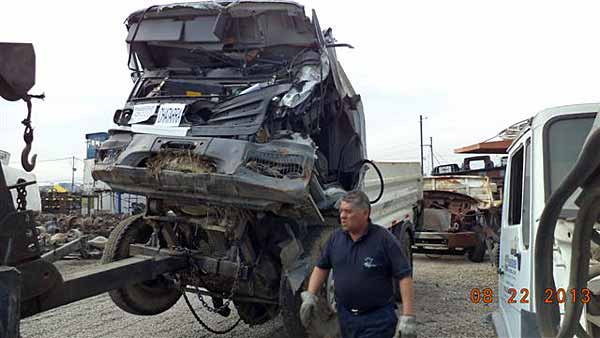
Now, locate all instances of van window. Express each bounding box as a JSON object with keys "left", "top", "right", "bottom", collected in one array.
[
  {"left": 545, "top": 114, "right": 595, "bottom": 212},
  {"left": 509, "top": 146, "right": 524, "bottom": 225}
]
